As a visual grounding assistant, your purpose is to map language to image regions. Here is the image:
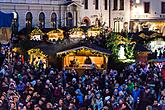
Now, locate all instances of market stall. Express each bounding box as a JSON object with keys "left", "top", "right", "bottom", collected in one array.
[
  {"left": 29, "top": 28, "right": 44, "bottom": 41},
  {"left": 69, "top": 27, "right": 85, "bottom": 39},
  {"left": 28, "top": 48, "right": 48, "bottom": 69},
  {"left": 47, "top": 29, "right": 64, "bottom": 41},
  {"left": 87, "top": 27, "right": 101, "bottom": 37},
  {"left": 57, "top": 45, "right": 111, "bottom": 74}
]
